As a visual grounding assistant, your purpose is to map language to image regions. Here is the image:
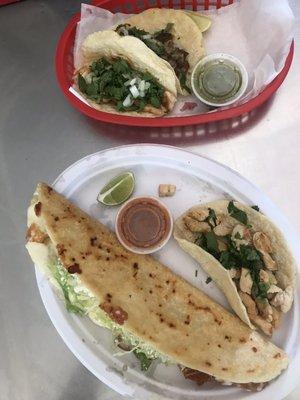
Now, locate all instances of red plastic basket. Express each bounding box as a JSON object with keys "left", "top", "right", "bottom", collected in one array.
[{"left": 55, "top": 0, "right": 294, "bottom": 128}]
